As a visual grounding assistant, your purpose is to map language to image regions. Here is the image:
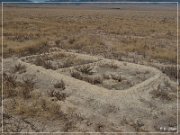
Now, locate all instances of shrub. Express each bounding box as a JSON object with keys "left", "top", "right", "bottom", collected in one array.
[
  {"left": 108, "top": 62, "right": 119, "bottom": 69},
  {"left": 161, "top": 66, "right": 179, "bottom": 81},
  {"left": 49, "top": 103, "right": 62, "bottom": 116},
  {"left": 12, "top": 63, "right": 26, "bottom": 73},
  {"left": 40, "top": 98, "right": 48, "bottom": 111},
  {"left": 47, "top": 89, "right": 67, "bottom": 101},
  {"left": 3, "top": 73, "right": 17, "bottom": 87},
  {"left": 71, "top": 71, "right": 83, "bottom": 80},
  {"left": 47, "top": 89, "right": 55, "bottom": 97},
  {"left": 62, "top": 57, "right": 74, "bottom": 68},
  {"left": 22, "top": 75, "right": 36, "bottom": 89},
  {"left": 71, "top": 70, "right": 103, "bottom": 84},
  {"left": 20, "top": 86, "right": 32, "bottom": 99},
  {"left": 100, "top": 63, "right": 118, "bottom": 69},
  {"left": 54, "top": 80, "right": 65, "bottom": 90},
  {"left": 55, "top": 39, "right": 61, "bottom": 45},
  {"left": 91, "top": 75, "right": 103, "bottom": 84},
  {"left": 68, "top": 38, "right": 75, "bottom": 44},
  {"left": 4, "top": 82, "right": 17, "bottom": 98},
  {"left": 95, "top": 122, "right": 104, "bottom": 132},
  {"left": 26, "top": 47, "right": 39, "bottom": 55},
  {"left": 44, "top": 61, "right": 56, "bottom": 70},
  {"left": 53, "top": 91, "right": 67, "bottom": 101},
  {"left": 34, "top": 57, "right": 44, "bottom": 66},
  {"left": 111, "top": 74, "right": 122, "bottom": 82},
  {"left": 34, "top": 57, "right": 56, "bottom": 70},
  {"left": 83, "top": 75, "right": 103, "bottom": 84},
  {"left": 150, "top": 88, "right": 172, "bottom": 101},
  {"left": 22, "top": 41, "right": 49, "bottom": 56},
  {"left": 103, "top": 73, "right": 111, "bottom": 79},
  {"left": 76, "top": 65, "right": 94, "bottom": 75}
]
